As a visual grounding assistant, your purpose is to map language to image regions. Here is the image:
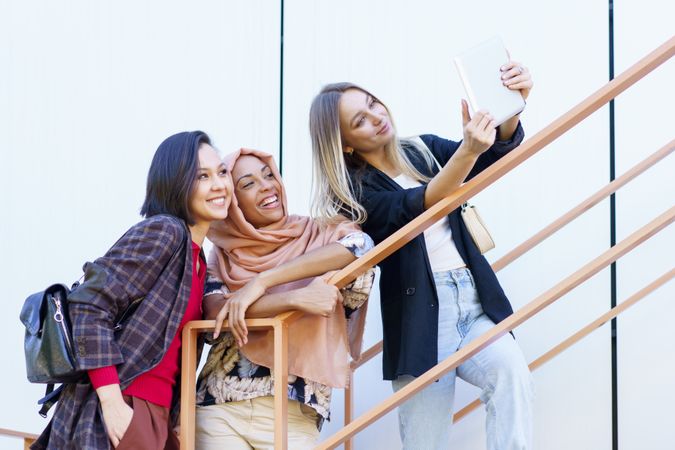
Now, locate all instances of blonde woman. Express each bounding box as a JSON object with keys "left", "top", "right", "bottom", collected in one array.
[{"left": 308, "top": 62, "right": 535, "bottom": 450}]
